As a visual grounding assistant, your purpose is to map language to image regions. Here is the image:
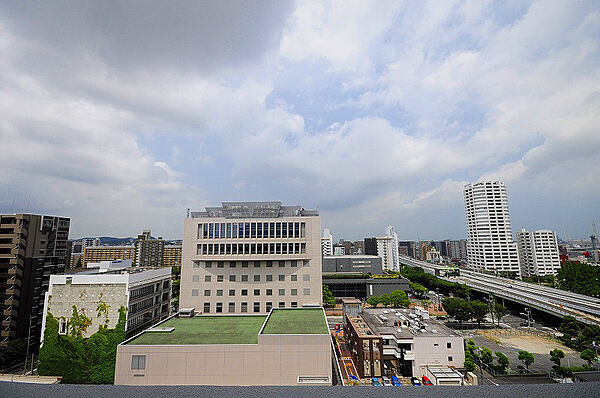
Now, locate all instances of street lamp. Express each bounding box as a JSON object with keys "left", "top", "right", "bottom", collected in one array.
[{"left": 519, "top": 307, "right": 531, "bottom": 328}]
